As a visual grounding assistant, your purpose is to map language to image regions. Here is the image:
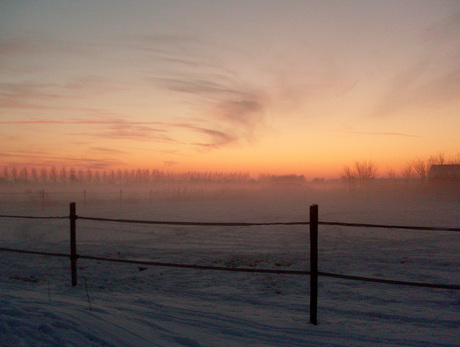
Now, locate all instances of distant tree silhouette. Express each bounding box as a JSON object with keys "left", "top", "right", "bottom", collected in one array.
[
  {"left": 40, "top": 167, "right": 48, "bottom": 183},
  {"left": 343, "top": 161, "right": 377, "bottom": 188},
  {"left": 31, "top": 168, "right": 39, "bottom": 183},
  {"left": 2, "top": 167, "right": 9, "bottom": 182},
  {"left": 93, "top": 170, "right": 101, "bottom": 183},
  {"left": 60, "top": 167, "right": 68, "bottom": 183},
  {"left": 85, "top": 169, "right": 93, "bottom": 183},
  {"left": 413, "top": 158, "right": 429, "bottom": 183},
  {"left": 18, "top": 167, "right": 29, "bottom": 183},
  {"left": 49, "top": 167, "right": 58, "bottom": 183},
  {"left": 401, "top": 164, "right": 413, "bottom": 186},
  {"left": 429, "top": 152, "right": 447, "bottom": 166},
  {"left": 77, "top": 169, "right": 85, "bottom": 182},
  {"left": 11, "top": 166, "right": 18, "bottom": 183},
  {"left": 69, "top": 168, "right": 77, "bottom": 182}
]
